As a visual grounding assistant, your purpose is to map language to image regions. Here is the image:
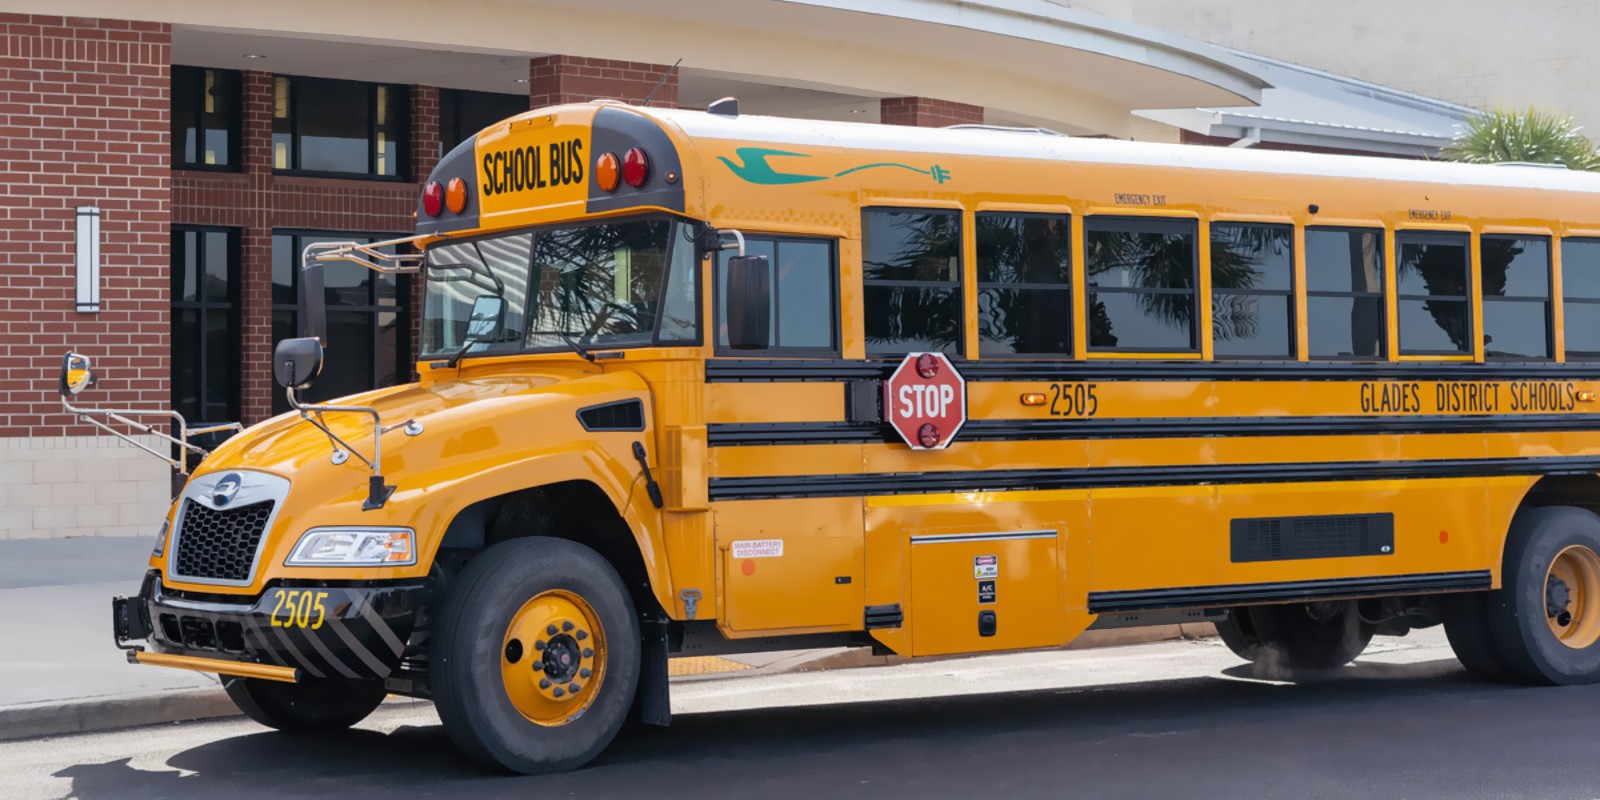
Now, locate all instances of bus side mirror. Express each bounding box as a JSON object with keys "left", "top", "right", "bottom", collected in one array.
[
  {"left": 301, "top": 262, "right": 328, "bottom": 346},
  {"left": 273, "top": 337, "right": 324, "bottom": 391},
  {"left": 466, "top": 295, "right": 505, "bottom": 341},
  {"left": 60, "top": 352, "right": 96, "bottom": 397},
  {"left": 725, "top": 255, "right": 771, "bottom": 350}
]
